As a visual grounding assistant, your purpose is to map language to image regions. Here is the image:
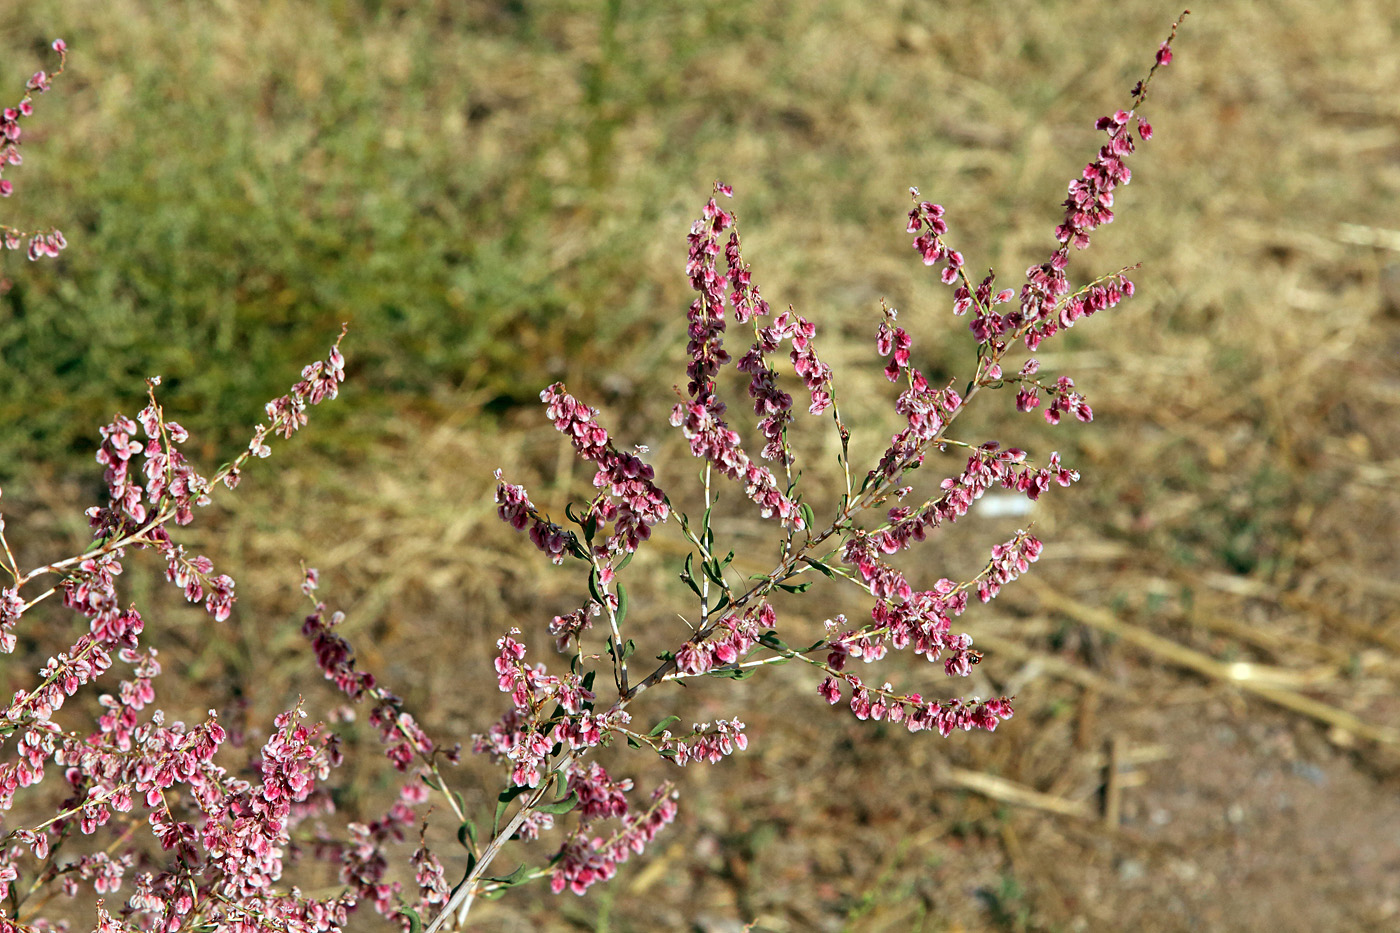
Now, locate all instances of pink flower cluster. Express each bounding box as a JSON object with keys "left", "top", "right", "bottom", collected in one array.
[
  {"left": 321, "top": 782, "right": 433, "bottom": 920},
  {"left": 672, "top": 604, "right": 773, "bottom": 676},
  {"left": 977, "top": 530, "right": 1044, "bottom": 603},
  {"left": 655, "top": 718, "right": 749, "bottom": 767},
  {"left": 251, "top": 332, "right": 347, "bottom": 458},
  {"left": 683, "top": 189, "right": 737, "bottom": 401},
  {"left": 872, "top": 311, "right": 965, "bottom": 479},
  {"left": 549, "top": 599, "right": 601, "bottom": 651},
  {"left": 737, "top": 307, "right": 834, "bottom": 465},
  {"left": 719, "top": 218, "right": 834, "bottom": 464},
  {"left": 0, "top": 330, "right": 439, "bottom": 929},
  {"left": 843, "top": 443, "right": 1077, "bottom": 608},
  {"left": 0, "top": 39, "right": 68, "bottom": 260},
  {"left": 952, "top": 270, "right": 1020, "bottom": 346},
  {"left": 480, "top": 630, "right": 607, "bottom": 787},
  {"left": 550, "top": 782, "right": 678, "bottom": 896},
  {"left": 669, "top": 397, "right": 804, "bottom": 527},
  {"left": 1013, "top": 96, "right": 1160, "bottom": 351},
  {"left": 817, "top": 674, "right": 1015, "bottom": 738}
]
